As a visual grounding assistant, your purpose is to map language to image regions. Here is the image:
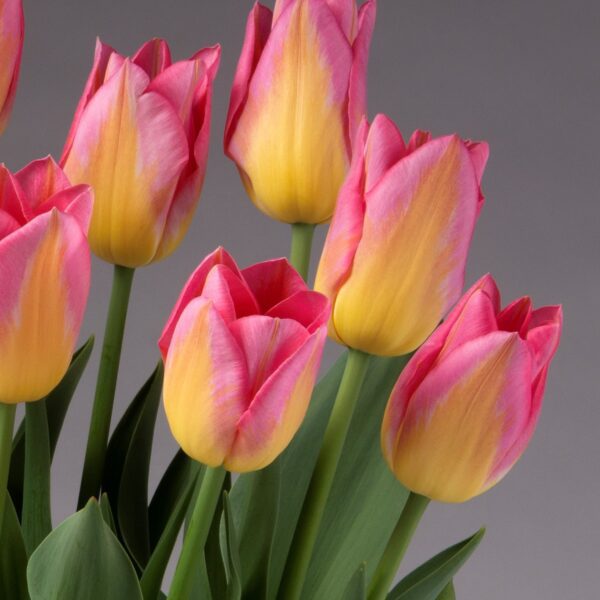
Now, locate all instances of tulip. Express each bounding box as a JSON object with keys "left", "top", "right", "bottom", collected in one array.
[
  {"left": 381, "top": 274, "right": 563, "bottom": 503},
  {"left": 315, "top": 114, "right": 489, "bottom": 356},
  {"left": 225, "top": 0, "right": 376, "bottom": 225},
  {"left": 0, "top": 157, "right": 92, "bottom": 403},
  {"left": 0, "top": 0, "right": 24, "bottom": 134},
  {"left": 61, "top": 38, "right": 221, "bottom": 267},
  {"left": 159, "top": 247, "right": 329, "bottom": 472}
]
